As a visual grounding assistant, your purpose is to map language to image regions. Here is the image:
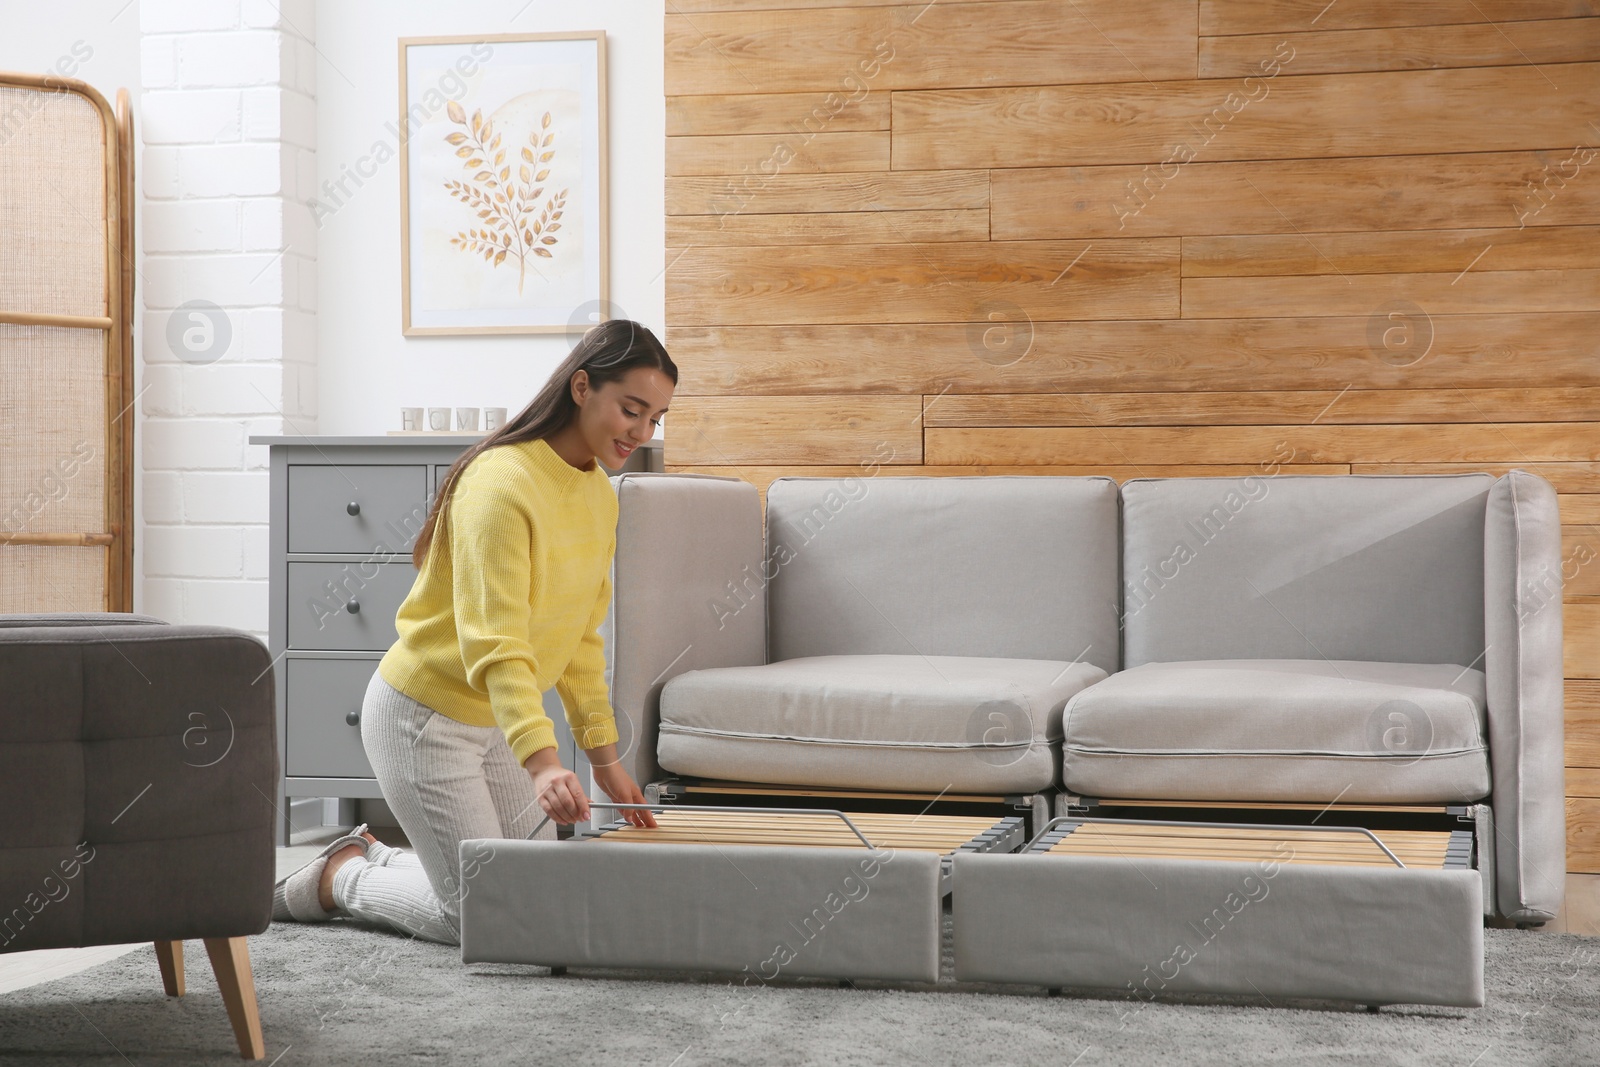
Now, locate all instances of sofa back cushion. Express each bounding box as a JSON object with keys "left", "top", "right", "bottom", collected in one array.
[
  {"left": 766, "top": 476, "right": 1120, "bottom": 674},
  {"left": 1121, "top": 473, "right": 1493, "bottom": 668}
]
